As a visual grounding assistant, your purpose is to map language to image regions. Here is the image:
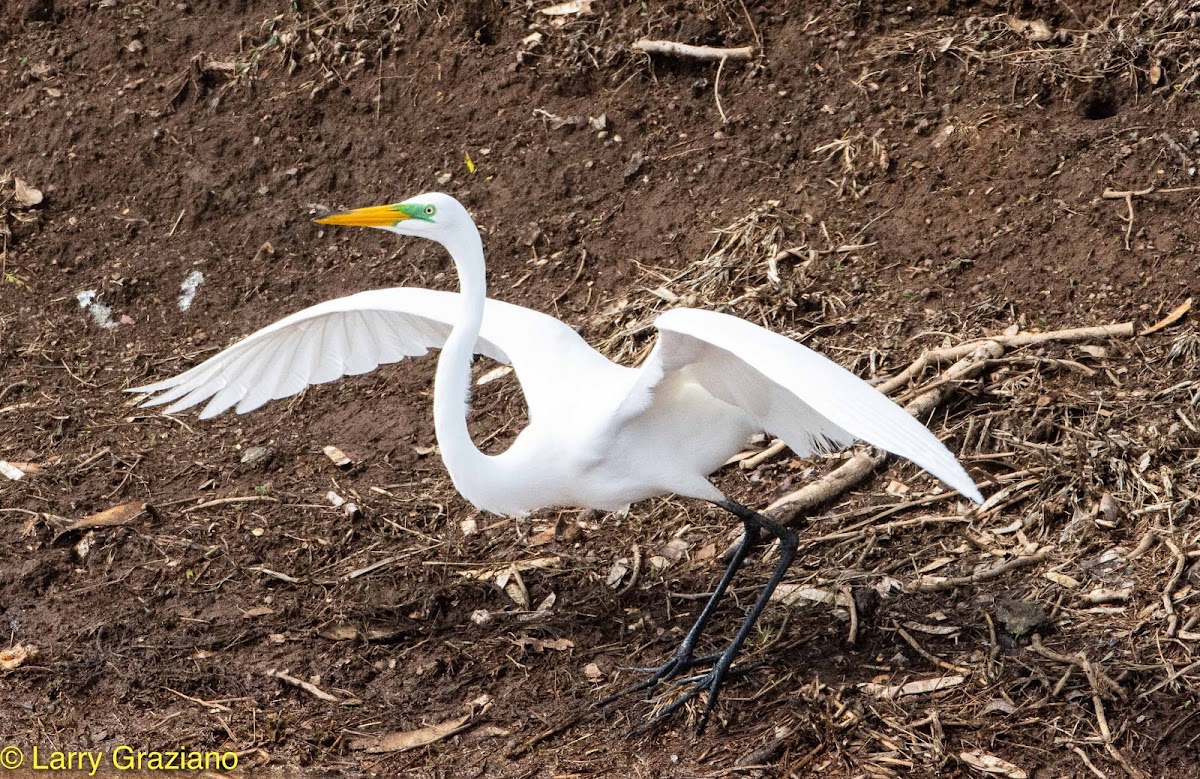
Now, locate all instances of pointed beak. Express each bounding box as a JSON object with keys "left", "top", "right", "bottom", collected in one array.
[{"left": 313, "top": 204, "right": 412, "bottom": 228}]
